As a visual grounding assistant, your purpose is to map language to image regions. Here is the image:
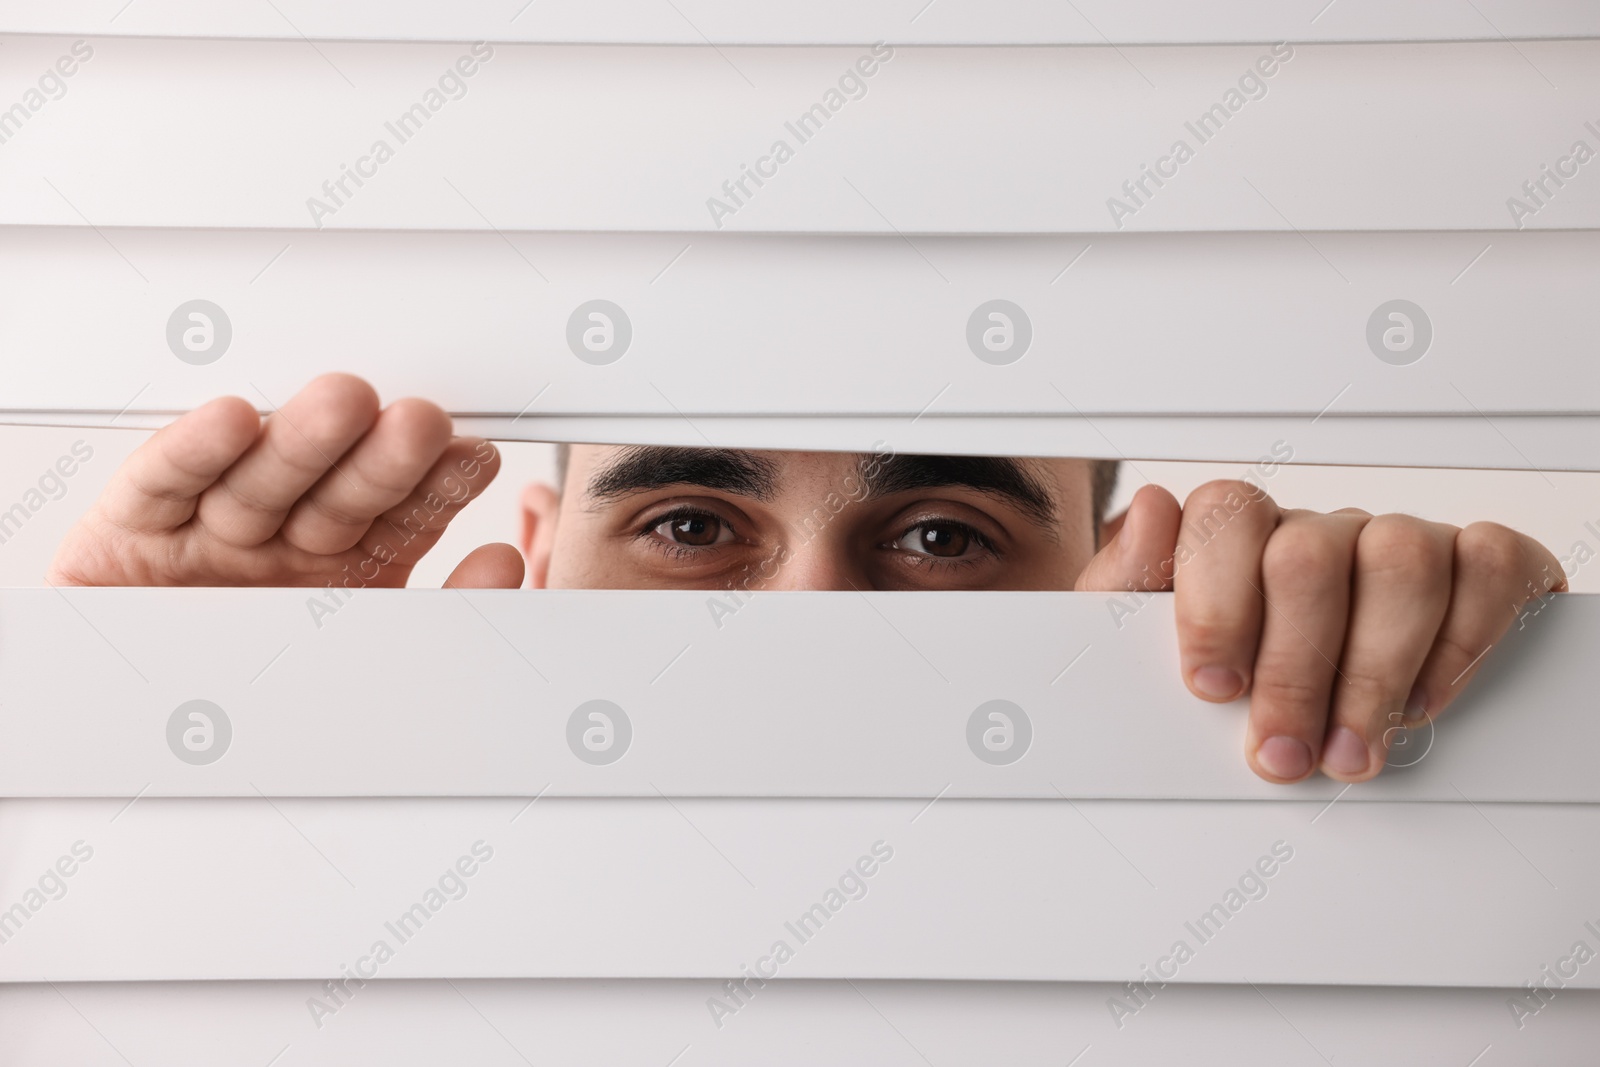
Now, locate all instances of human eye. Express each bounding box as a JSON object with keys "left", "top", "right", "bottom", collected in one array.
[
  {"left": 636, "top": 505, "right": 739, "bottom": 555},
  {"left": 886, "top": 518, "right": 995, "bottom": 565}
]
